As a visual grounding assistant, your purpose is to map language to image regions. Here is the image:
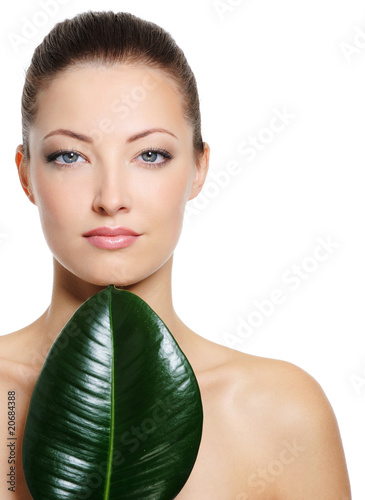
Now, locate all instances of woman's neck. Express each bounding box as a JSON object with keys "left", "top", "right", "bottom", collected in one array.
[{"left": 38, "top": 256, "right": 185, "bottom": 354}]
